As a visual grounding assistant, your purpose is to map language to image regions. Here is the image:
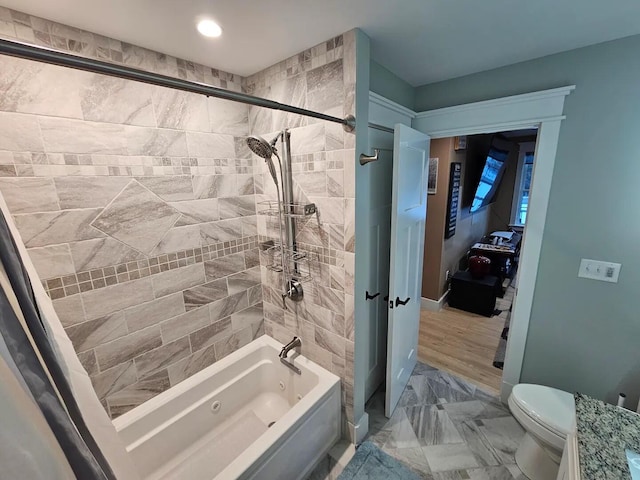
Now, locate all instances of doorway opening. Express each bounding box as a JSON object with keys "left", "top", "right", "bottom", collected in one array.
[{"left": 418, "top": 129, "right": 538, "bottom": 395}]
